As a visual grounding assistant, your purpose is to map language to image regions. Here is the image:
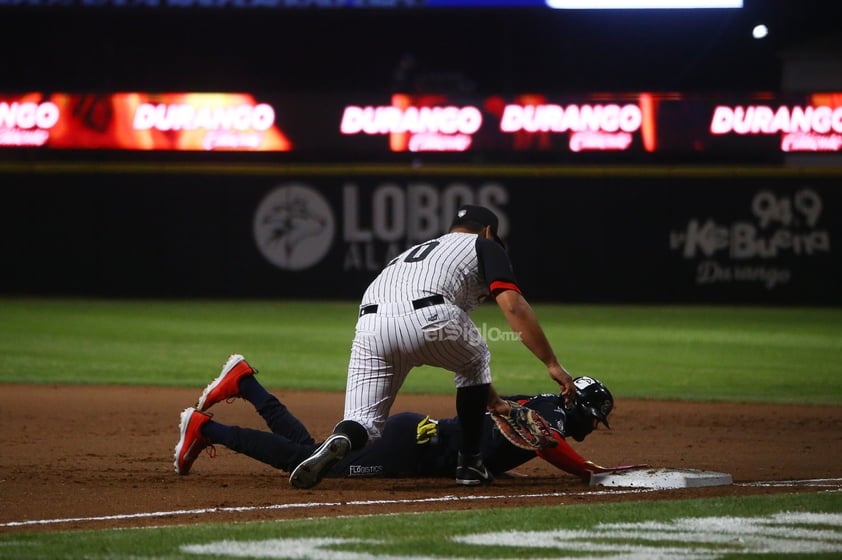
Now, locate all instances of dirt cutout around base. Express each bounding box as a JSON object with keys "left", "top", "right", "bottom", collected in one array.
[{"left": 1, "top": 385, "right": 841, "bottom": 533}]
